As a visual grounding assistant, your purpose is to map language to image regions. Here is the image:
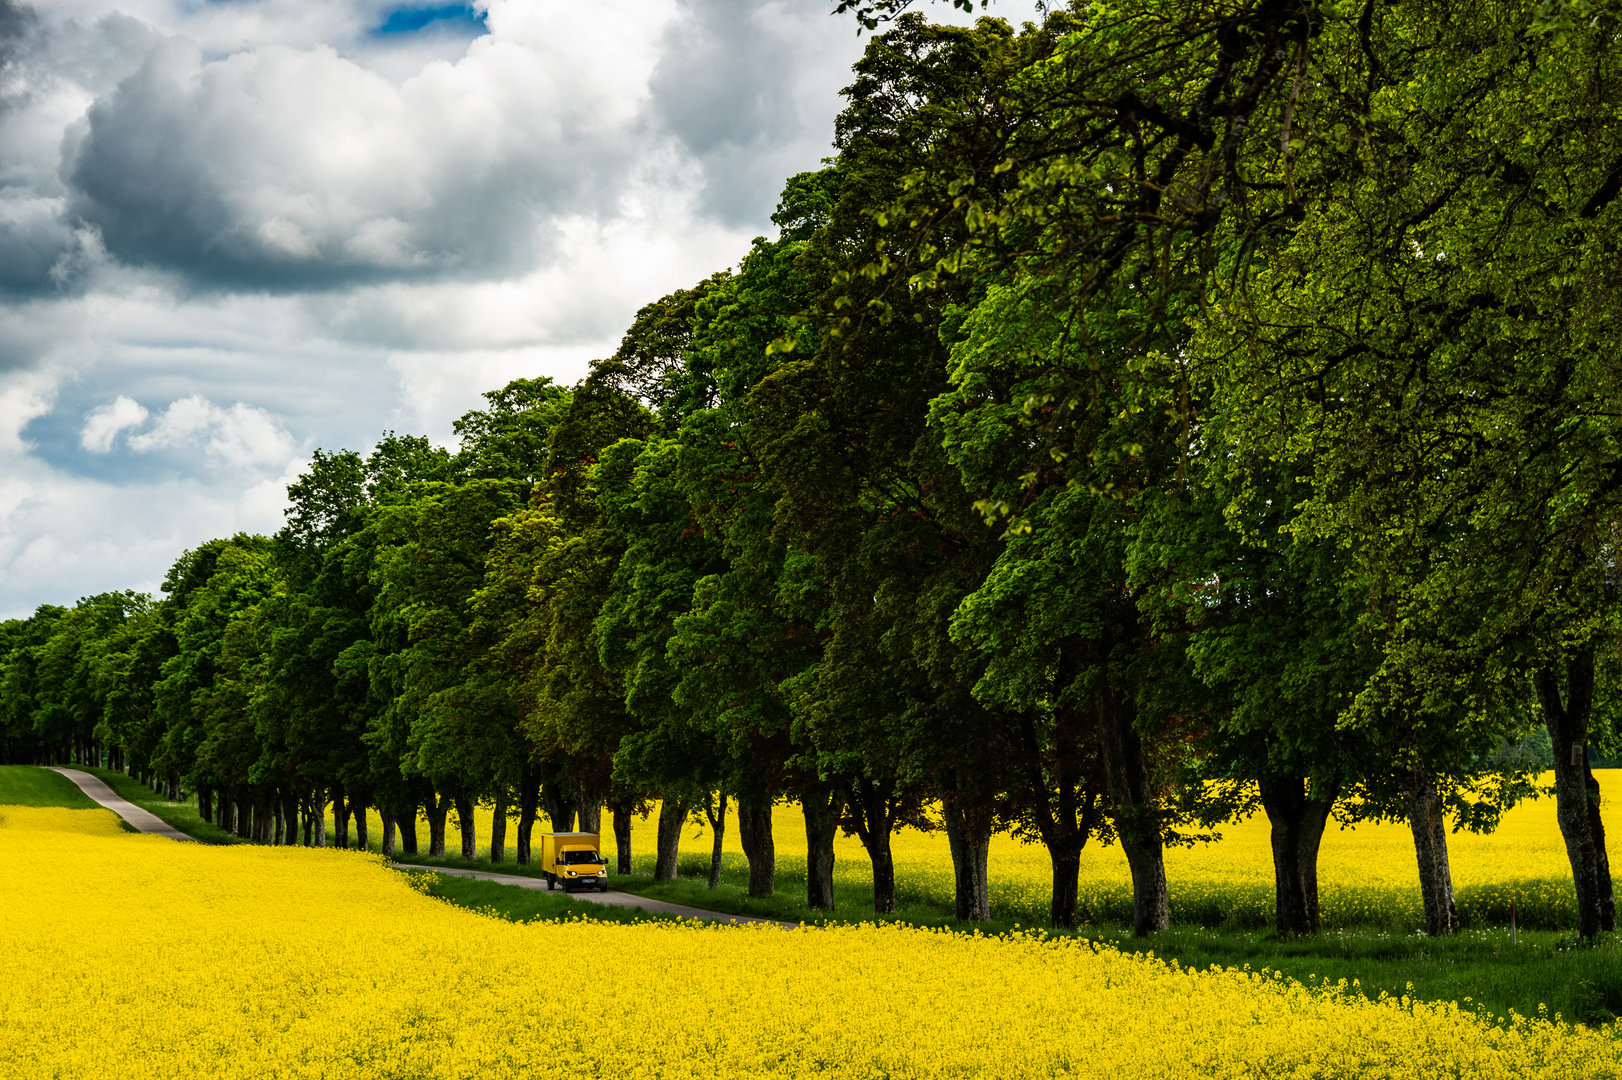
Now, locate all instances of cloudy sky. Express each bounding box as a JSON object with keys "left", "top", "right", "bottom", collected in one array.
[{"left": 0, "top": 0, "right": 1040, "bottom": 618}]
